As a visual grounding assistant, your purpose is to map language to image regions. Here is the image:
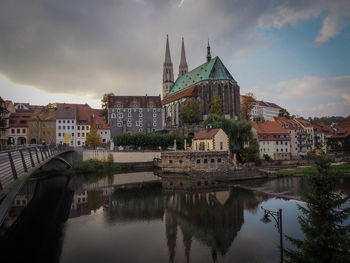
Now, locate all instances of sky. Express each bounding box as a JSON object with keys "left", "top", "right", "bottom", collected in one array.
[{"left": 0, "top": 0, "right": 349, "bottom": 118}]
